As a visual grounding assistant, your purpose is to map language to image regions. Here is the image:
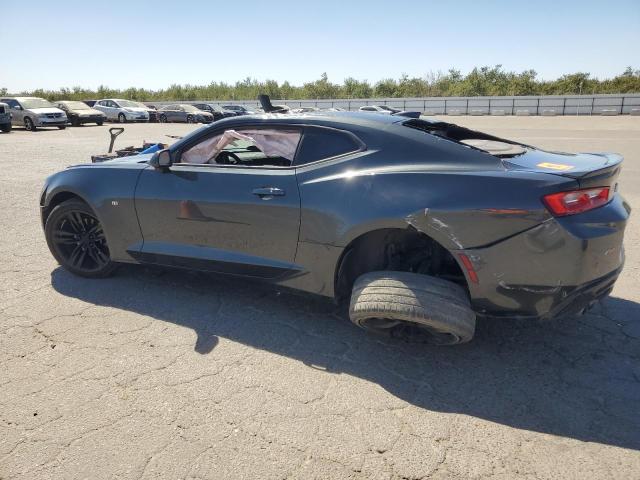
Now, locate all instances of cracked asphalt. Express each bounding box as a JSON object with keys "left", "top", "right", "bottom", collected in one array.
[{"left": 0, "top": 116, "right": 639, "bottom": 479}]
